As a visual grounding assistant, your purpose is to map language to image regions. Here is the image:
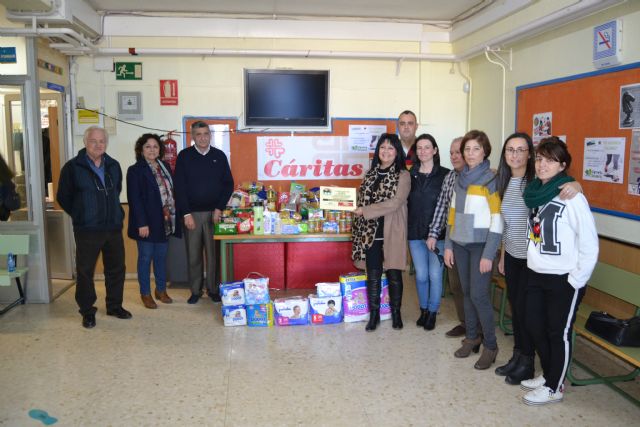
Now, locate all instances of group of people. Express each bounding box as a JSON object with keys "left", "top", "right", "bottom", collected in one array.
[
  {"left": 55, "top": 112, "right": 598, "bottom": 406},
  {"left": 351, "top": 110, "right": 599, "bottom": 406},
  {"left": 57, "top": 121, "right": 233, "bottom": 329}
]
